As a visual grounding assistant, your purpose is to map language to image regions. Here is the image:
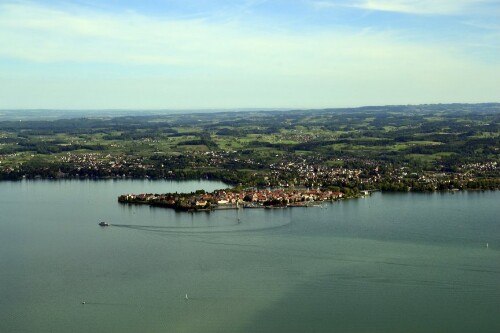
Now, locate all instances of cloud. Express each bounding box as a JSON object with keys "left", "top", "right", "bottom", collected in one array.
[
  {"left": 0, "top": 1, "right": 498, "bottom": 108},
  {"left": 313, "top": 0, "right": 498, "bottom": 16},
  {"left": 0, "top": 1, "right": 473, "bottom": 69}
]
